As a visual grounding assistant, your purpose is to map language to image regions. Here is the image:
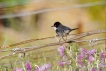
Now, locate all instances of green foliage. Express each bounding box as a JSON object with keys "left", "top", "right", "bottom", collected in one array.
[
  {"left": 69, "top": 43, "right": 79, "bottom": 52},
  {"left": 78, "top": 0, "right": 105, "bottom": 22},
  {"left": 79, "top": 0, "right": 102, "bottom": 3},
  {"left": 0, "top": 0, "right": 28, "bottom": 6},
  {"left": 87, "top": 5, "right": 105, "bottom": 22}
]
